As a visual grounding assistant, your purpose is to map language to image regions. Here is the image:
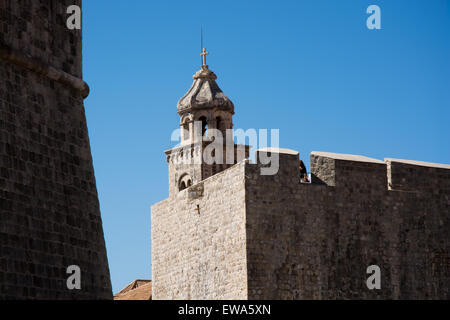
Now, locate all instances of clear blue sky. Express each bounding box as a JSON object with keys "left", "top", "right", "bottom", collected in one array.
[{"left": 82, "top": 0, "right": 450, "bottom": 293}]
